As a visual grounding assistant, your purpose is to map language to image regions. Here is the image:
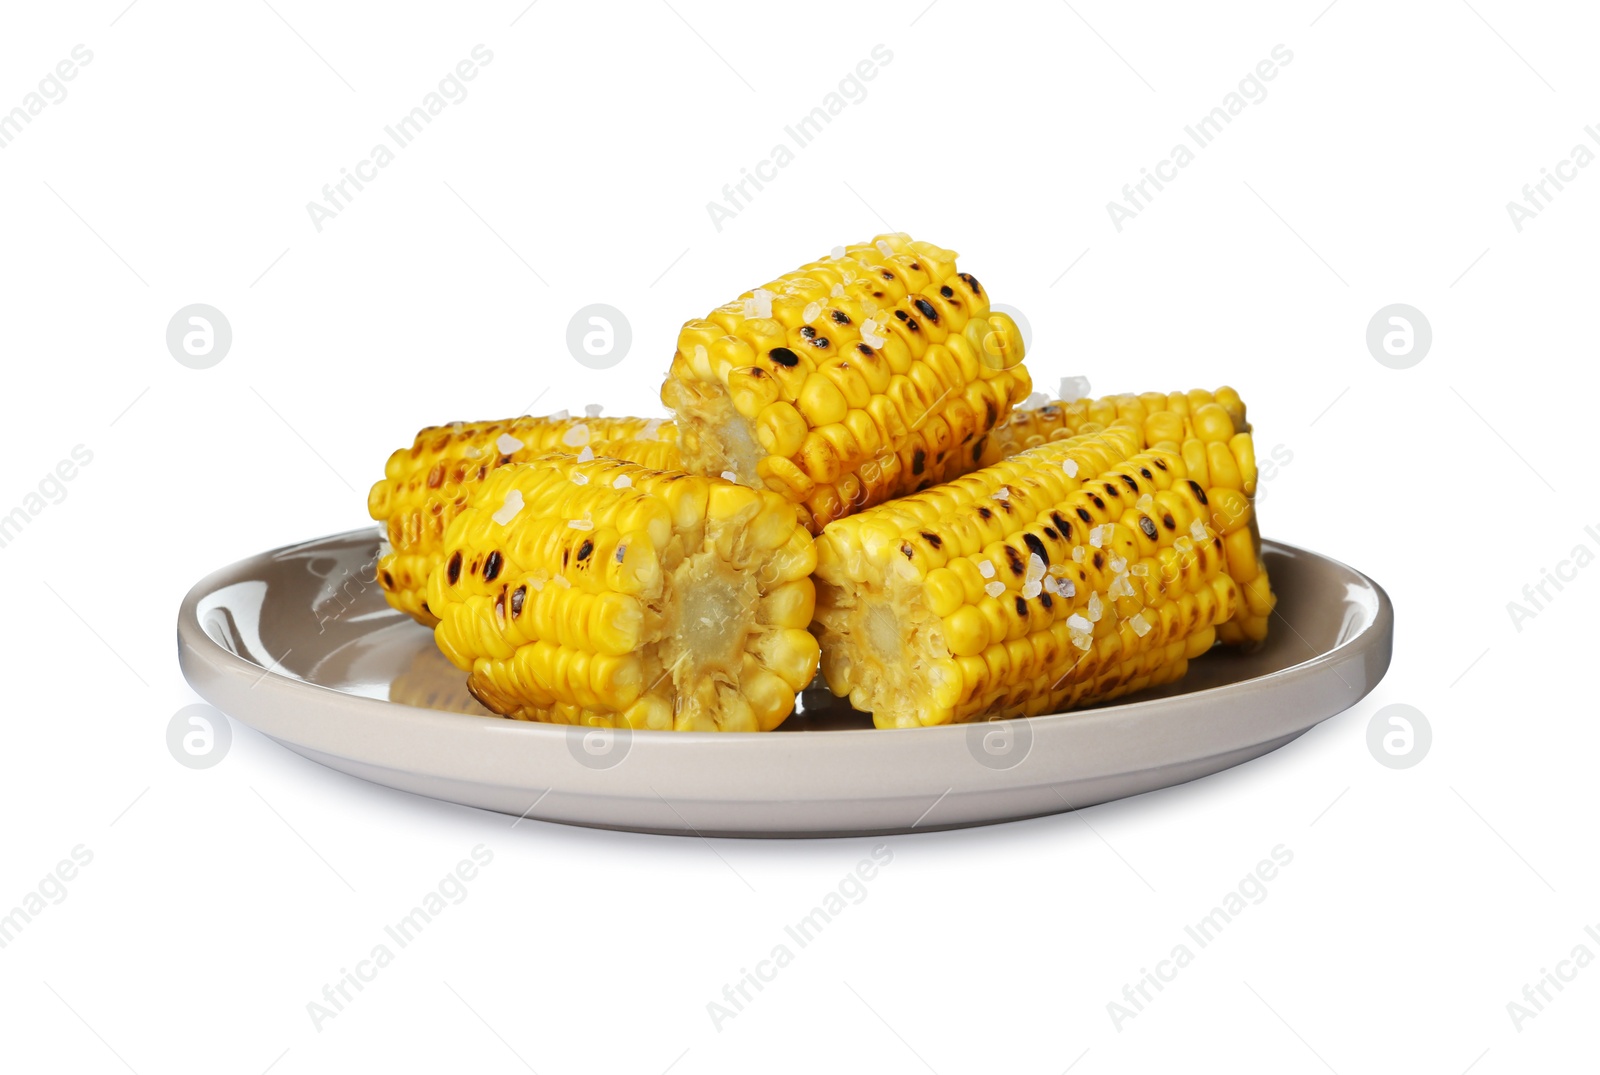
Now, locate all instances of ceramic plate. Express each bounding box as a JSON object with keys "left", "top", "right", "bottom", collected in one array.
[{"left": 176, "top": 529, "right": 1392, "bottom": 837}]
